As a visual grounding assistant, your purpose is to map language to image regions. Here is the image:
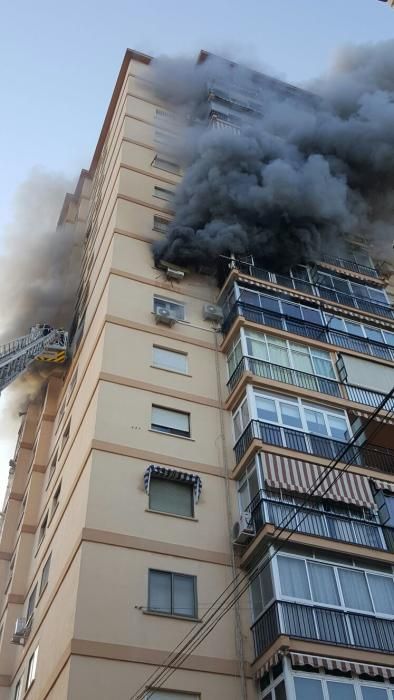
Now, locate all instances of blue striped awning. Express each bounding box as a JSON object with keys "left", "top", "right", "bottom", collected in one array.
[{"left": 144, "top": 465, "right": 202, "bottom": 503}]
